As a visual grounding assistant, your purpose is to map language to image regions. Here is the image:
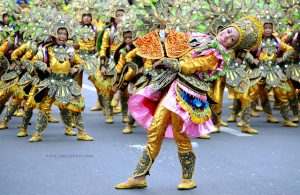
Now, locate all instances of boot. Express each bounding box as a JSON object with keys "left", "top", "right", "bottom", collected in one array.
[
  {"left": 0, "top": 120, "right": 8, "bottom": 130},
  {"left": 77, "top": 131, "right": 94, "bottom": 141},
  {"left": 18, "top": 108, "right": 33, "bottom": 137},
  {"left": 121, "top": 94, "right": 129, "bottom": 123},
  {"left": 227, "top": 99, "right": 241, "bottom": 122},
  {"left": 73, "top": 111, "right": 94, "bottom": 141},
  {"left": 90, "top": 101, "right": 102, "bottom": 111},
  {"left": 47, "top": 110, "right": 59, "bottom": 123},
  {"left": 289, "top": 98, "right": 299, "bottom": 123},
  {"left": 280, "top": 103, "right": 297, "bottom": 127},
  {"left": 111, "top": 91, "right": 120, "bottom": 107},
  {"left": 283, "top": 120, "right": 298, "bottom": 127},
  {"left": 250, "top": 109, "right": 259, "bottom": 117},
  {"left": 0, "top": 103, "right": 19, "bottom": 129},
  {"left": 65, "top": 127, "right": 77, "bottom": 136},
  {"left": 28, "top": 111, "right": 48, "bottom": 142},
  {"left": 14, "top": 108, "right": 25, "bottom": 117},
  {"left": 237, "top": 120, "right": 243, "bottom": 127},
  {"left": 240, "top": 105, "right": 251, "bottom": 127},
  {"left": 28, "top": 132, "right": 42, "bottom": 142},
  {"left": 17, "top": 128, "right": 28, "bottom": 137},
  {"left": 105, "top": 95, "right": 114, "bottom": 123},
  {"left": 177, "top": 151, "right": 197, "bottom": 190},
  {"left": 292, "top": 115, "right": 299, "bottom": 123},
  {"left": 60, "top": 109, "right": 73, "bottom": 134},
  {"left": 241, "top": 125, "right": 258, "bottom": 134},
  {"left": 115, "top": 147, "right": 152, "bottom": 189},
  {"left": 122, "top": 124, "right": 133, "bottom": 134},
  {"left": 227, "top": 115, "right": 237, "bottom": 122},
  {"left": 266, "top": 114, "right": 279, "bottom": 123},
  {"left": 115, "top": 177, "right": 147, "bottom": 189},
  {"left": 198, "top": 135, "right": 210, "bottom": 139},
  {"left": 113, "top": 106, "right": 122, "bottom": 114},
  {"left": 91, "top": 93, "right": 105, "bottom": 111},
  {"left": 220, "top": 120, "right": 228, "bottom": 127}
]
